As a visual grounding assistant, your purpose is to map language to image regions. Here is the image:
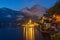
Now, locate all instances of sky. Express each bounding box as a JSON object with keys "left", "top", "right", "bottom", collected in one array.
[{"left": 0, "top": 0, "right": 57, "bottom": 11}]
